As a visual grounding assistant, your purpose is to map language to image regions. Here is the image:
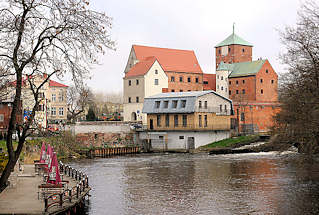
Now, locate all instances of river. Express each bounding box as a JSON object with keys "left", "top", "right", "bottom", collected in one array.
[{"left": 68, "top": 152, "right": 319, "bottom": 215}]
